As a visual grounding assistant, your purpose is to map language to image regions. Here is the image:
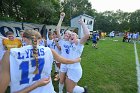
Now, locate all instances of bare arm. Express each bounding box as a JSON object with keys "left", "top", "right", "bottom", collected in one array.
[
  {"left": 51, "top": 49, "right": 81, "bottom": 64},
  {"left": 79, "top": 19, "right": 90, "bottom": 44},
  {"left": 0, "top": 51, "right": 10, "bottom": 93},
  {"left": 15, "top": 78, "right": 50, "bottom": 93},
  {"left": 56, "top": 12, "right": 65, "bottom": 39}
]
